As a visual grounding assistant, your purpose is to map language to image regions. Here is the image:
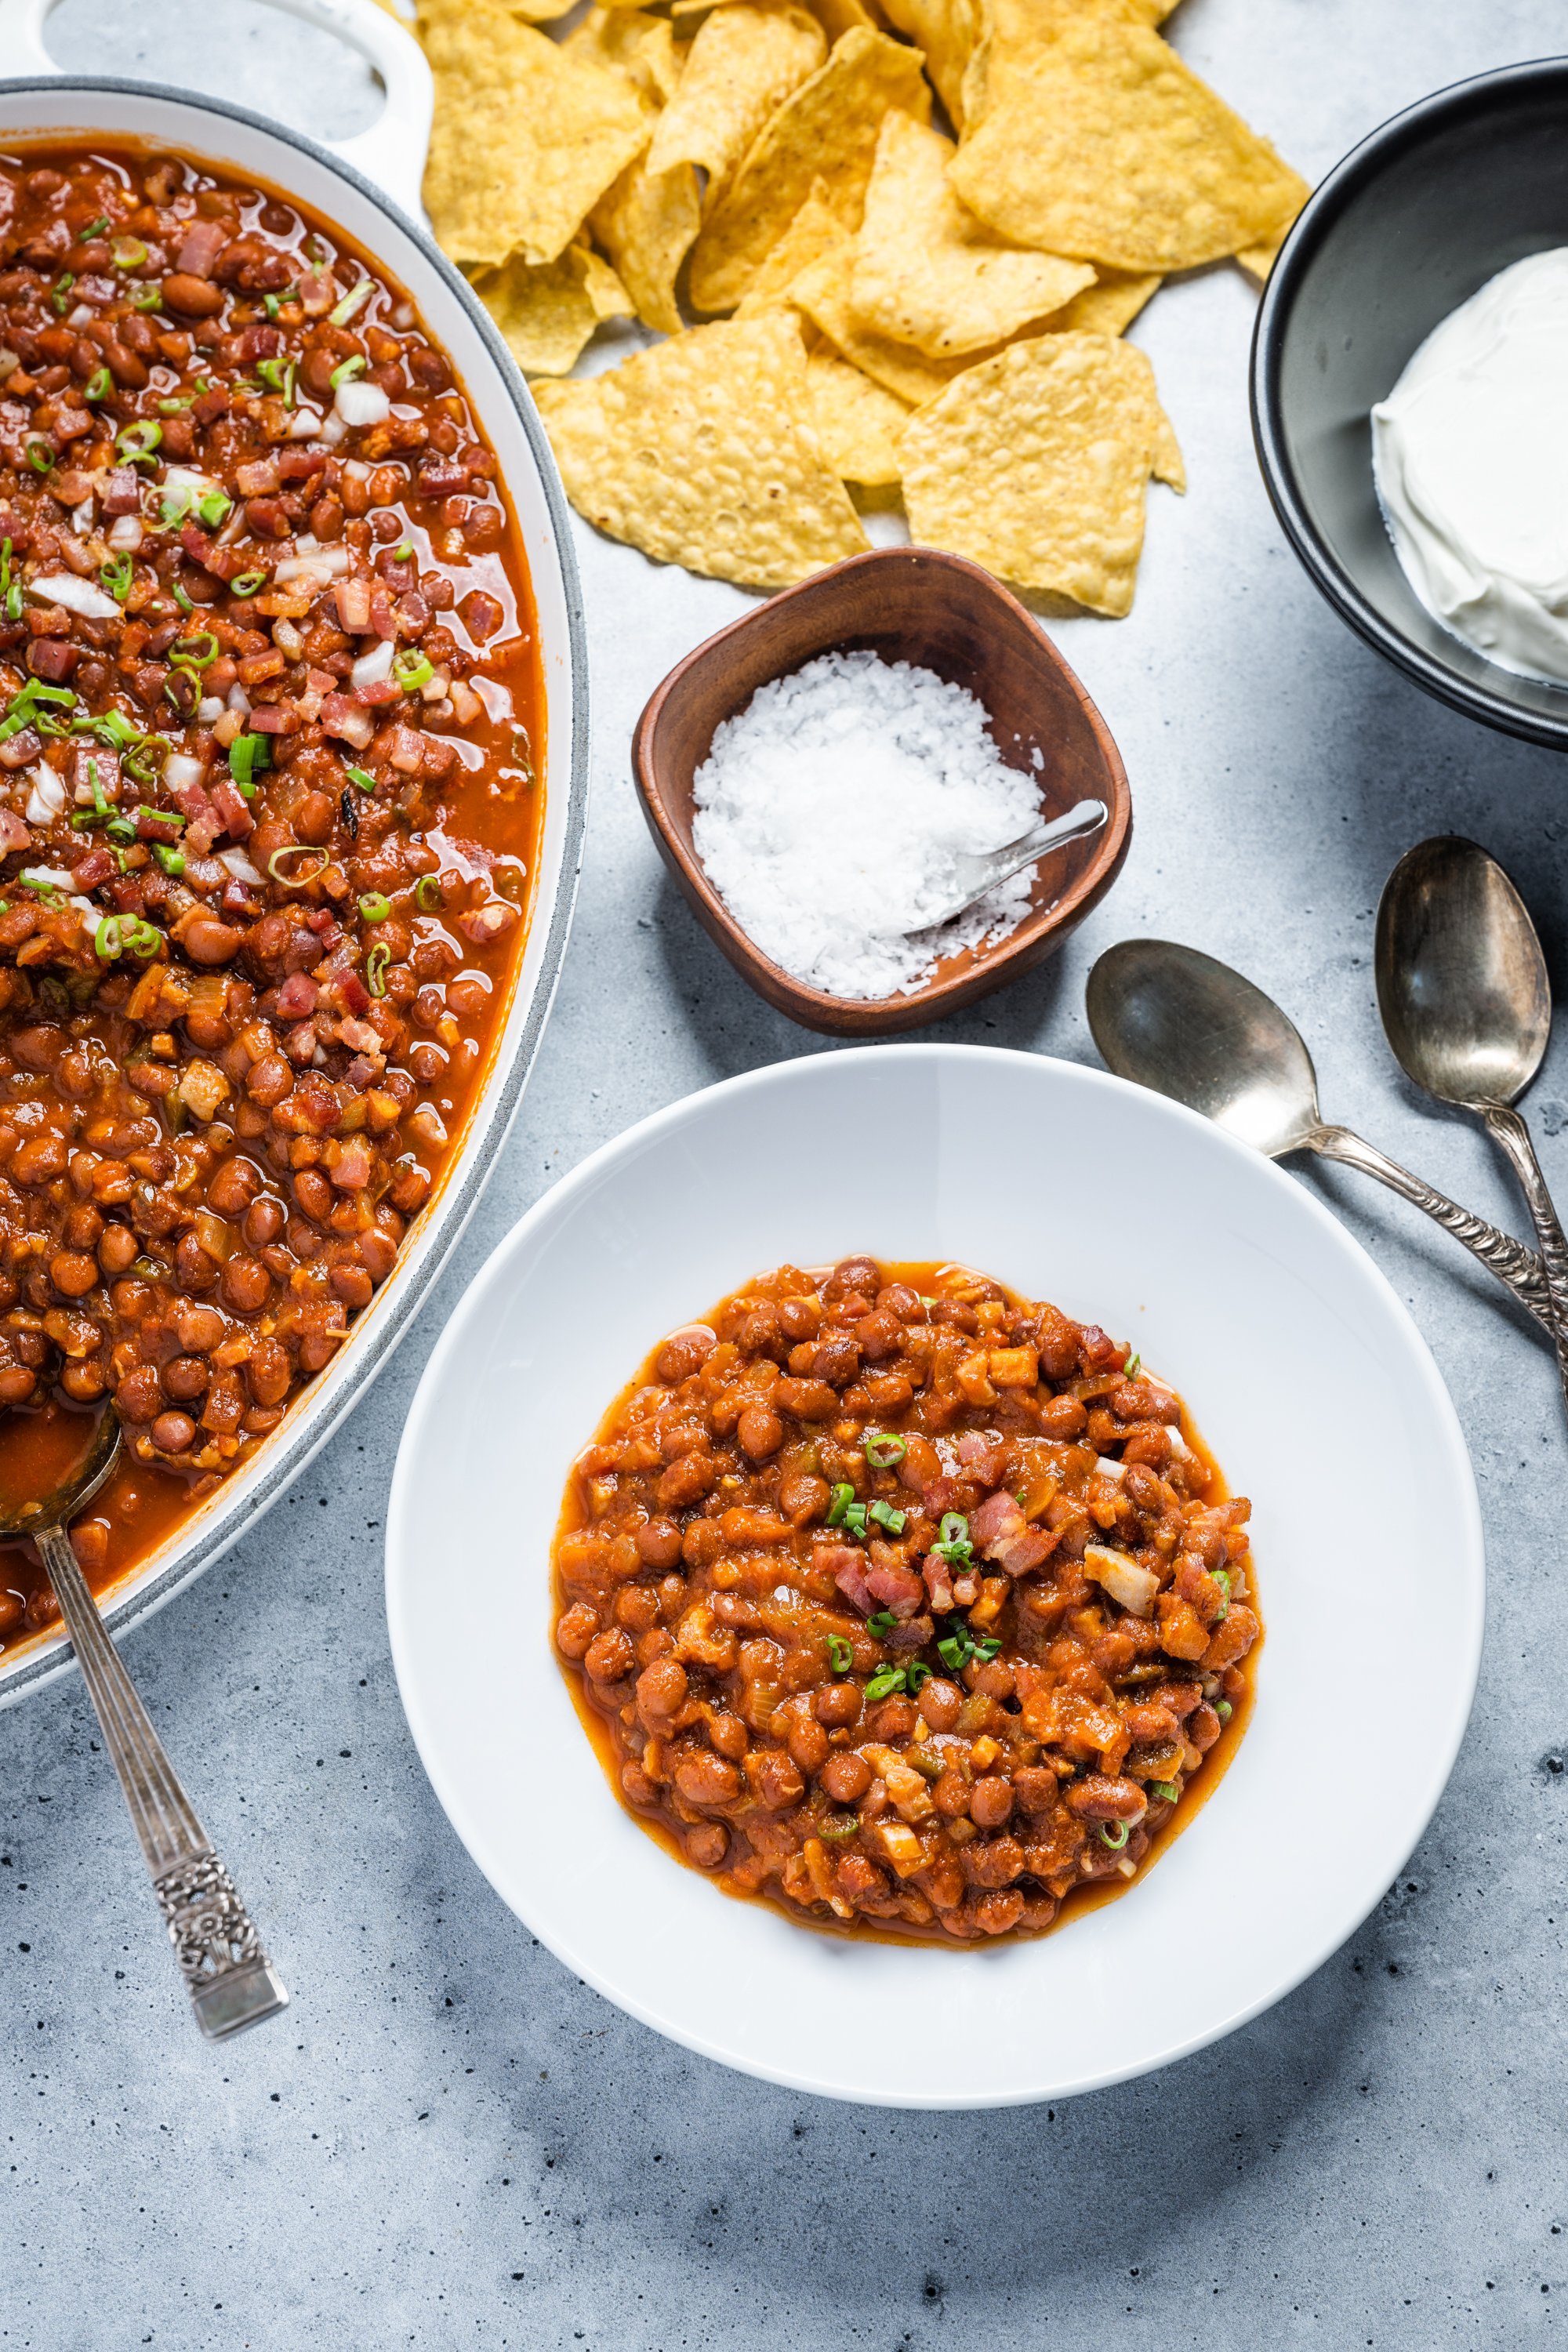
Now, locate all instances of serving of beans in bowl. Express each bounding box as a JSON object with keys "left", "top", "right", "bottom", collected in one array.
[
  {"left": 0, "top": 140, "right": 544, "bottom": 1657},
  {"left": 554, "top": 1255, "right": 1260, "bottom": 1946}
]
